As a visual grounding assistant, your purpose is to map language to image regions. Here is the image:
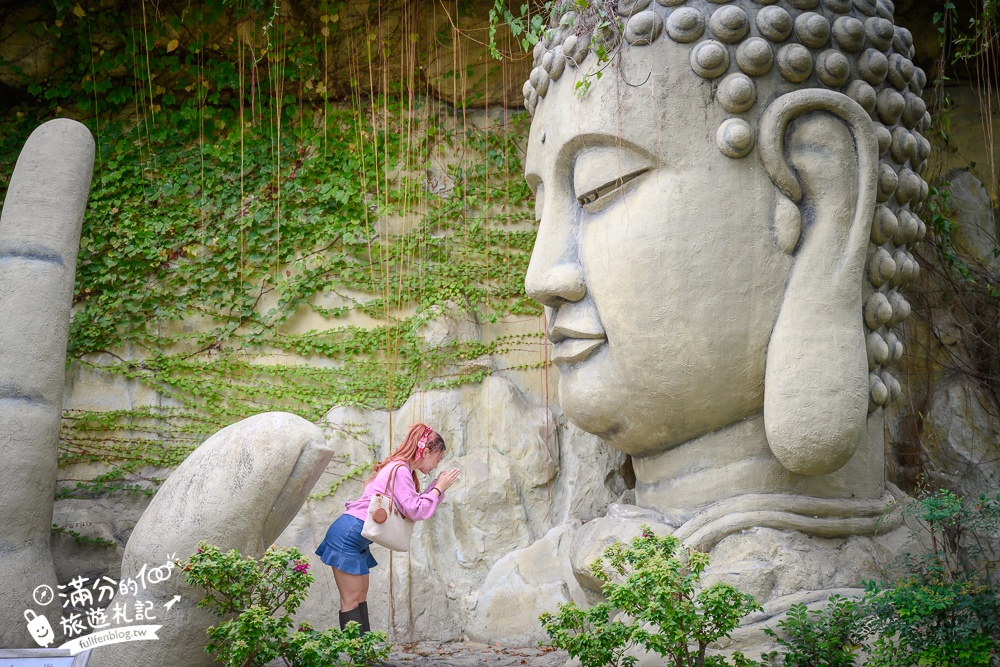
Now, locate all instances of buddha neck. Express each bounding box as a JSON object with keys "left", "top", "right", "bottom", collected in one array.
[{"left": 631, "top": 413, "right": 885, "bottom": 514}]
